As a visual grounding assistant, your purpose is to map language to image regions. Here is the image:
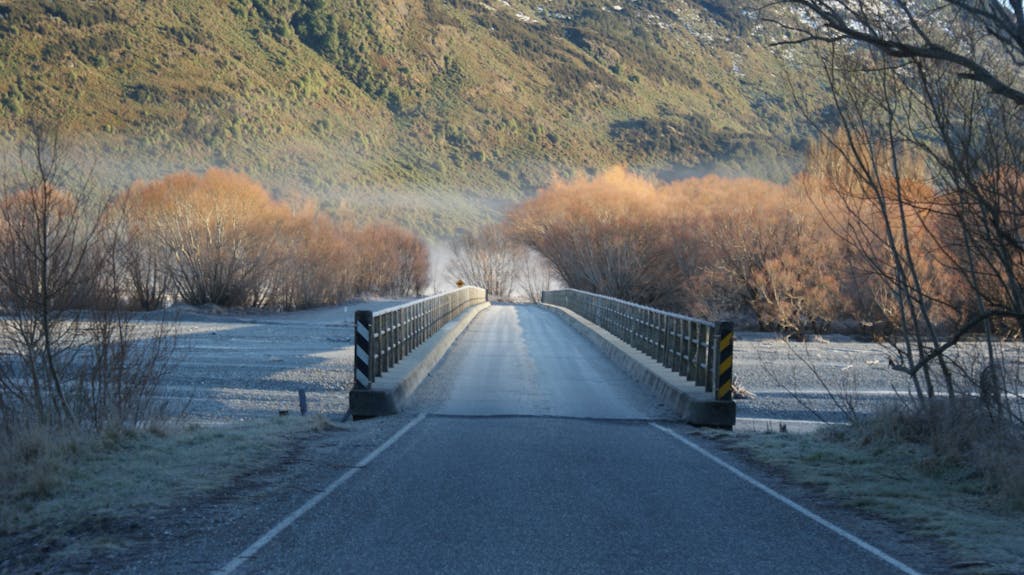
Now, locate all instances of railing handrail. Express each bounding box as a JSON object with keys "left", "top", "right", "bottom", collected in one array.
[
  {"left": 353, "top": 286, "right": 487, "bottom": 389},
  {"left": 372, "top": 291, "right": 461, "bottom": 316},
  {"left": 547, "top": 288, "right": 717, "bottom": 328},
  {"left": 541, "top": 288, "right": 733, "bottom": 401}
]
